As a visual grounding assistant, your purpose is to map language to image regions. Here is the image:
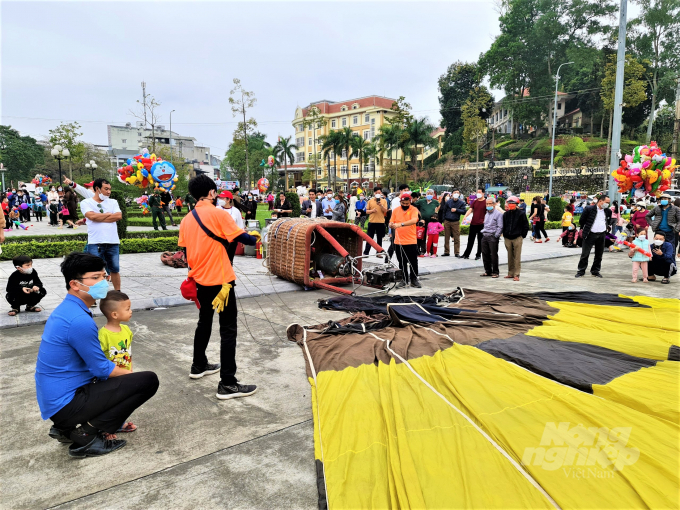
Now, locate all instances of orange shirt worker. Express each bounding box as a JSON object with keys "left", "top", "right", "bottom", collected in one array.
[
  {"left": 178, "top": 175, "right": 259, "bottom": 401},
  {"left": 389, "top": 193, "right": 422, "bottom": 288}
]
